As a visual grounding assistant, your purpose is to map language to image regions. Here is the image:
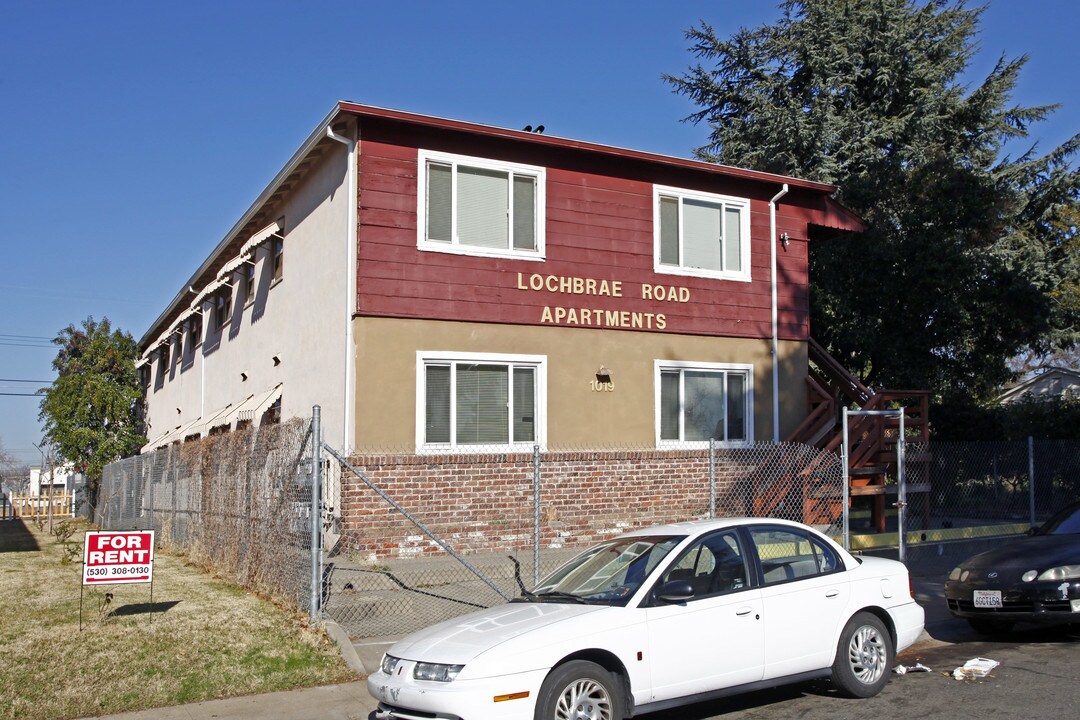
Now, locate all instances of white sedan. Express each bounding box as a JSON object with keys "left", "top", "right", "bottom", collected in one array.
[{"left": 367, "top": 518, "right": 924, "bottom": 720}]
